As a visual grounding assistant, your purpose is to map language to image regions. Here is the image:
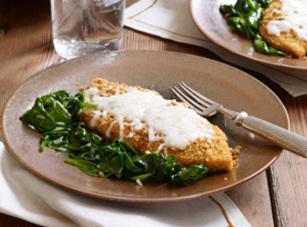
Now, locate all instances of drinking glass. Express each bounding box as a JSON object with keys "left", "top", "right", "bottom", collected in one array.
[{"left": 50, "top": 0, "right": 125, "bottom": 59}]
